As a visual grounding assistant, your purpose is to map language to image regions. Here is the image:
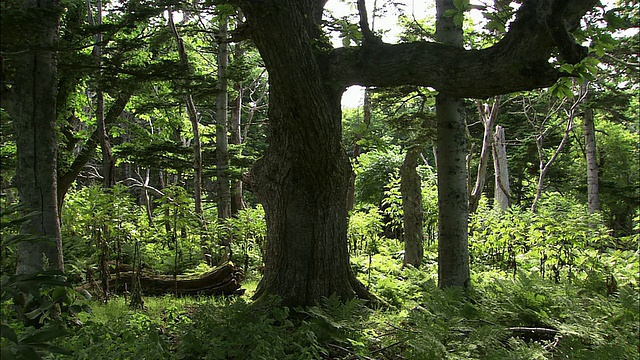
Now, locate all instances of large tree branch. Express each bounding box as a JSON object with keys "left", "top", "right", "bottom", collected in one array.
[{"left": 327, "top": 0, "right": 598, "bottom": 99}]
